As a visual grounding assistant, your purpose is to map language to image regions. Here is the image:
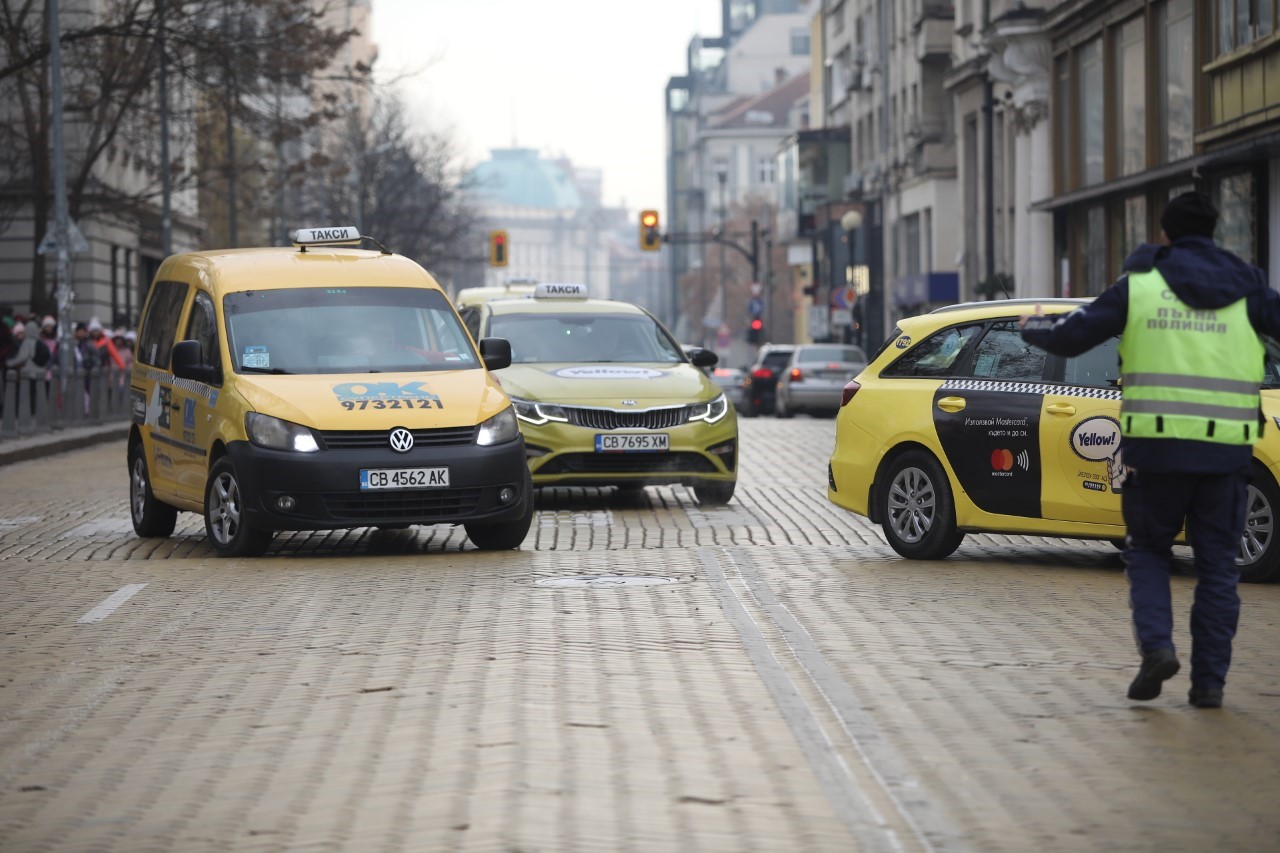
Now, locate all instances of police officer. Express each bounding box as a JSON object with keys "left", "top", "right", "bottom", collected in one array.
[{"left": 1021, "top": 191, "right": 1280, "bottom": 708}]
